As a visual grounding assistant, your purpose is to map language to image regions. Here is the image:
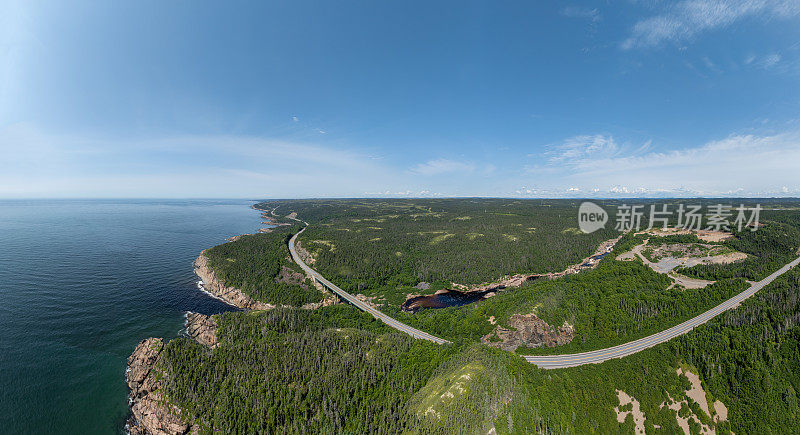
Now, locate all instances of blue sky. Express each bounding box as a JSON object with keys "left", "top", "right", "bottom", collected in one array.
[{"left": 2, "top": 0, "right": 799, "bottom": 198}]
